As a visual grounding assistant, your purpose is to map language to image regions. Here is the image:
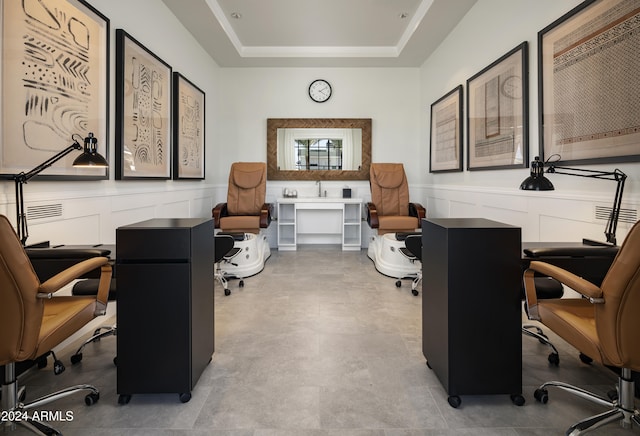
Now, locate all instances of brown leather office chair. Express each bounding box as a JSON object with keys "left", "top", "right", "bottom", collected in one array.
[
  {"left": 212, "top": 162, "right": 273, "bottom": 233},
  {"left": 366, "top": 163, "right": 425, "bottom": 234},
  {"left": 524, "top": 220, "right": 640, "bottom": 434},
  {"left": 0, "top": 215, "right": 112, "bottom": 435}
]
